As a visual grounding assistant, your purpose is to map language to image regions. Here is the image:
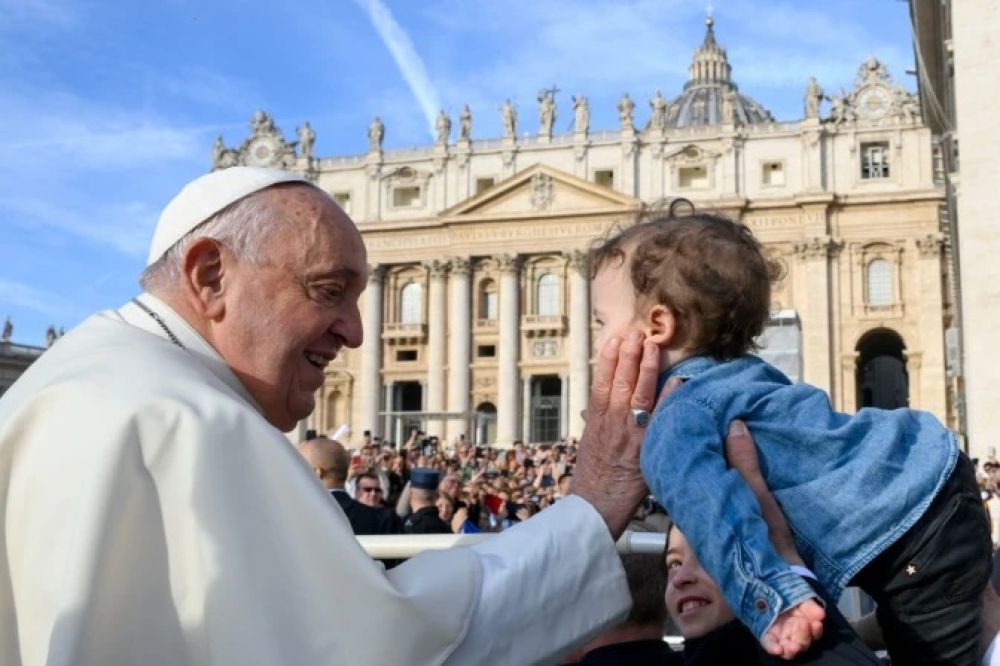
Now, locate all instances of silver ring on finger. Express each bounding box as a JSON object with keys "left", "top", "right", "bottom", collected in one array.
[{"left": 631, "top": 408, "right": 651, "bottom": 428}]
